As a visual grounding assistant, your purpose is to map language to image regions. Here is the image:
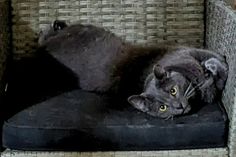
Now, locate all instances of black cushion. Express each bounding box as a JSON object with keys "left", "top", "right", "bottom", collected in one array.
[{"left": 2, "top": 90, "right": 228, "bottom": 151}]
